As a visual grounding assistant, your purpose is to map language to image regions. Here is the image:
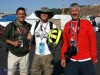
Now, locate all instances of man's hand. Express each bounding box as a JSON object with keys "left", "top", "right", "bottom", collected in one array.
[
  {"left": 61, "top": 59, "right": 66, "bottom": 68},
  {"left": 28, "top": 45, "right": 32, "bottom": 51},
  {"left": 93, "top": 59, "right": 98, "bottom": 66},
  {"left": 27, "top": 32, "right": 32, "bottom": 40},
  {"left": 6, "top": 39, "right": 20, "bottom": 47},
  {"left": 13, "top": 40, "right": 20, "bottom": 47}
]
